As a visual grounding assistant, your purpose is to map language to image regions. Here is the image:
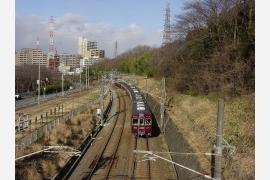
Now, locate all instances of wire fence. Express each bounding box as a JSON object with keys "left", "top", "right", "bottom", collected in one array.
[
  {"left": 16, "top": 85, "right": 112, "bottom": 150},
  {"left": 15, "top": 99, "right": 98, "bottom": 150}
]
